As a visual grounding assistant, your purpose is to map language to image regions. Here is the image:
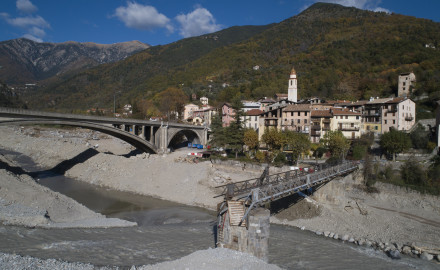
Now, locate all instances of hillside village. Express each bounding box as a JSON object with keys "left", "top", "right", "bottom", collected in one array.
[{"left": 182, "top": 68, "right": 419, "bottom": 144}]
